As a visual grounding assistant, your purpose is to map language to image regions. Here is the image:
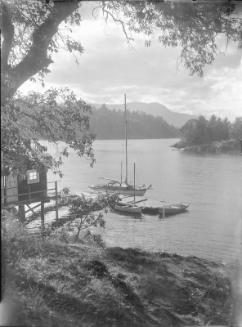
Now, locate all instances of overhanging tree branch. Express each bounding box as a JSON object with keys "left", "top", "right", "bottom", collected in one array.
[{"left": 1, "top": 0, "right": 79, "bottom": 103}]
